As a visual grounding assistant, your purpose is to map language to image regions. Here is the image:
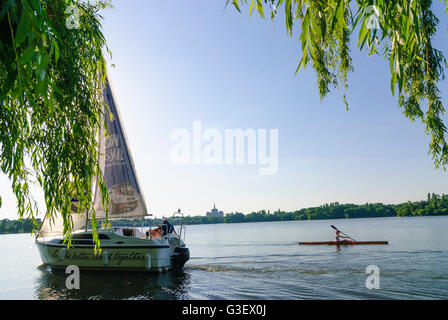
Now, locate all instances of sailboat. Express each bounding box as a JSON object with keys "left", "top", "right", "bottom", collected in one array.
[{"left": 35, "top": 76, "right": 190, "bottom": 272}]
